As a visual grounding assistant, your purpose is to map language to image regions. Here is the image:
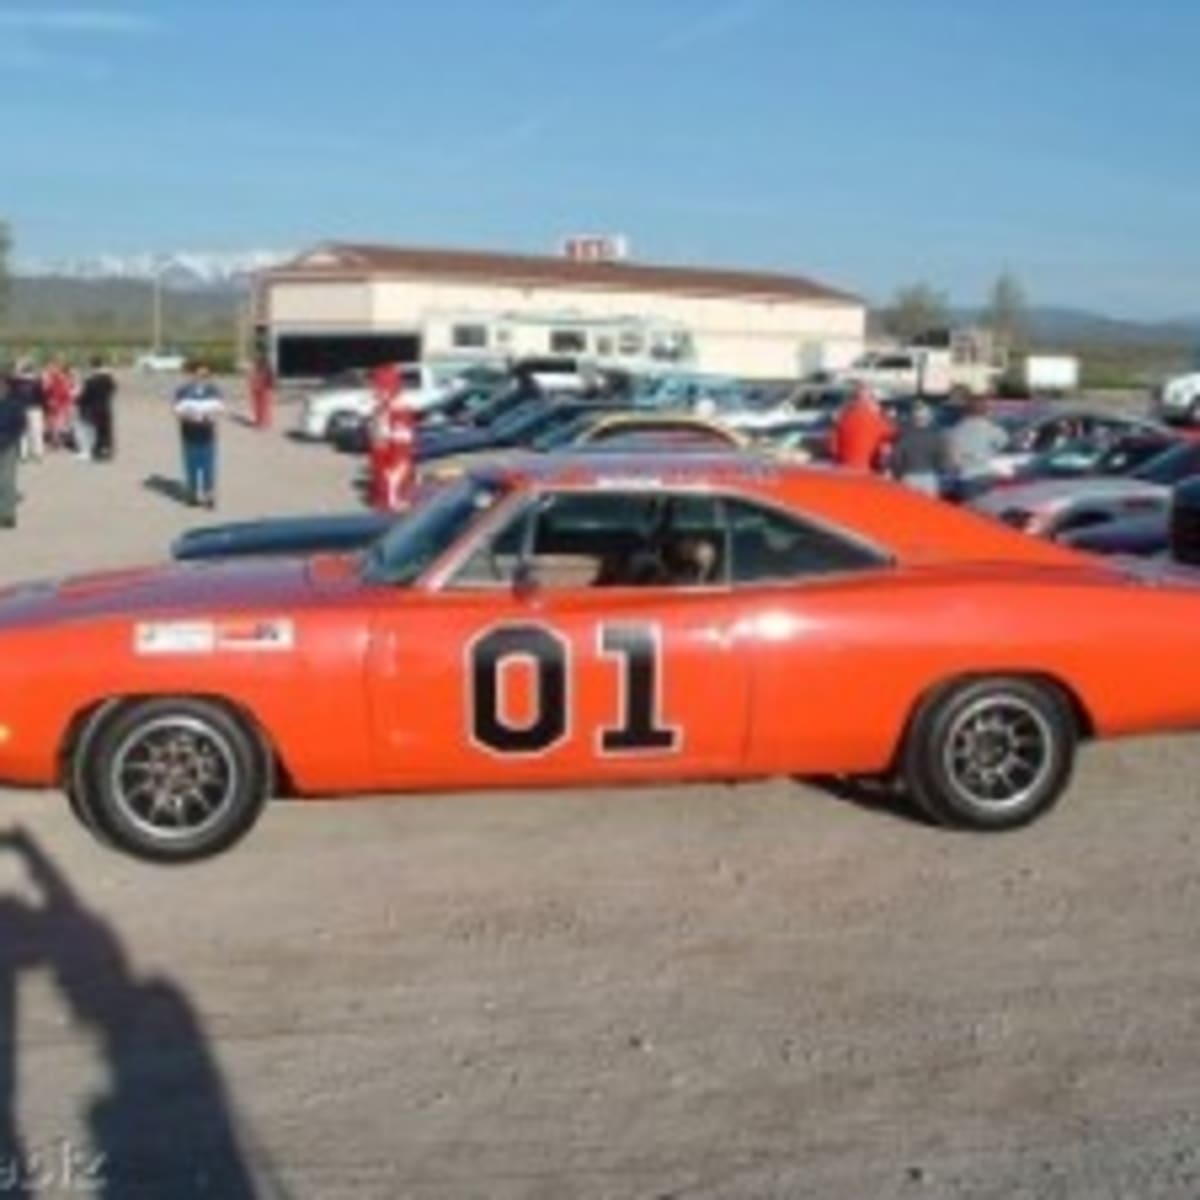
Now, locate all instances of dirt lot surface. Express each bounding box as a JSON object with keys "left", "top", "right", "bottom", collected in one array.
[{"left": 1, "top": 378, "right": 1199, "bottom": 1199}]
